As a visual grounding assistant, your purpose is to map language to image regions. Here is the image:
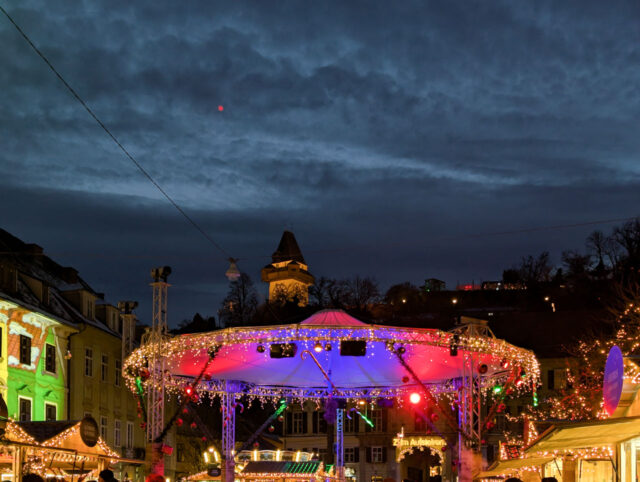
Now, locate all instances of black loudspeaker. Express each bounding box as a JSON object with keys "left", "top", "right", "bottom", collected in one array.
[
  {"left": 340, "top": 340, "right": 366, "bottom": 356},
  {"left": 269, "top": 343, "right": 298, "bottom": 358},
  {"left": 377, "top": 398, "right": 394, "bottom": 408}
]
